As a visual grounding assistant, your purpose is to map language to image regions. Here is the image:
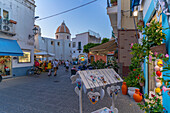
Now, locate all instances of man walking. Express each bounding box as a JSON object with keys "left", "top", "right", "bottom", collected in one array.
[
  {"left": 65, "top": 60, "right": 70, "bottom": 72},
  {"left": 53, "top": 59, "right": 59, "bottom": 76}
]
